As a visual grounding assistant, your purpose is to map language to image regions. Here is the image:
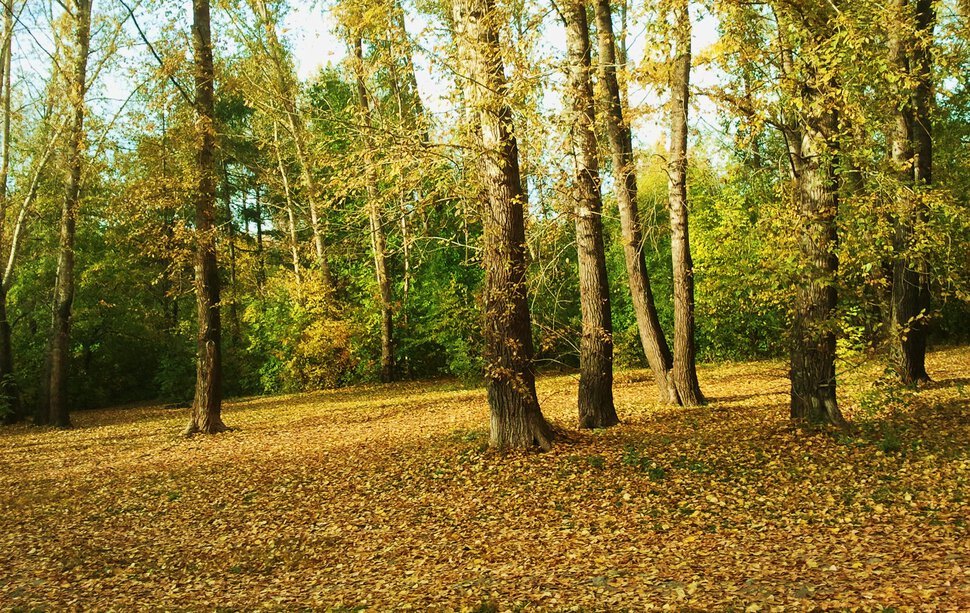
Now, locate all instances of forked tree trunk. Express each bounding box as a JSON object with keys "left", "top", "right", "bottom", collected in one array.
[
  {"left": 564, "top": 0, "right": 617, "bottom": 429},
  {"left": 184, "top": 0, "right": 227, "bottom": 435},
  {"left": 889, "top": 0, "right": 933, "bottom": 384},
  {"left": 667, "top": 0, "right": 704, "bottom": 406},
  {"left": 353, "top": 36, "right": 395, "bottom": 384},
  {"left": 272, "top": 122, "right": 304, "bottom": 295},
  {"left": 42, "top": 0, "right": 93, "bottom": 428},
  {"left": 594, "top": 0, "right": 678, "bottom": 405},
  {"left": 454, "top": 0, "right": 554, "bottom": 450}
]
